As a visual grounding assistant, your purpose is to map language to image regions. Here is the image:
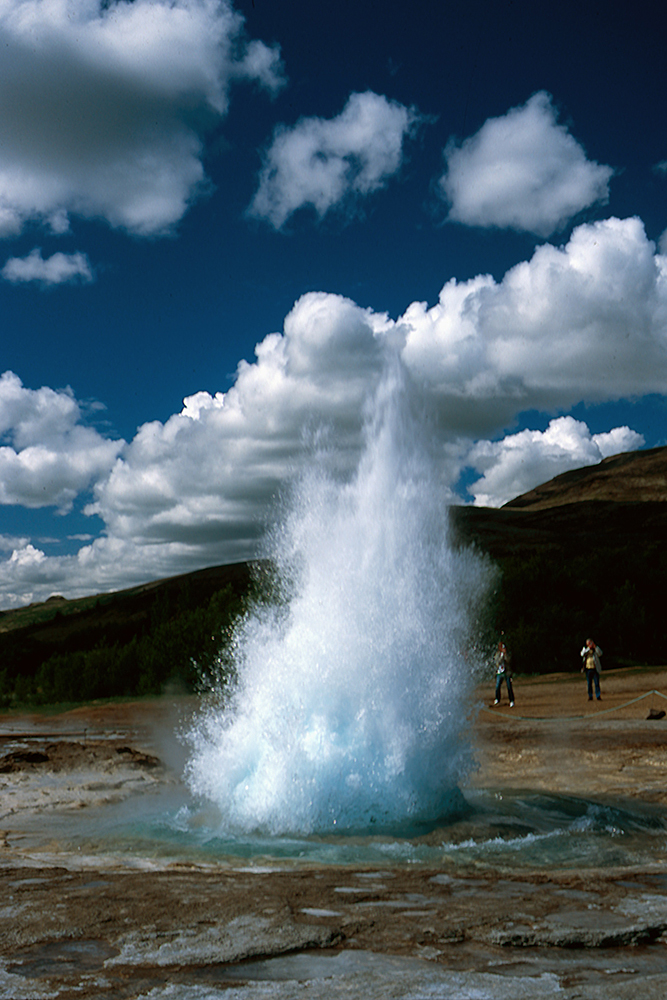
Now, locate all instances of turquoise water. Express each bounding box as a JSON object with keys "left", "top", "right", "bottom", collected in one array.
[{"left": 58, "top": 785, "right": 667, "bottom": 872}]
